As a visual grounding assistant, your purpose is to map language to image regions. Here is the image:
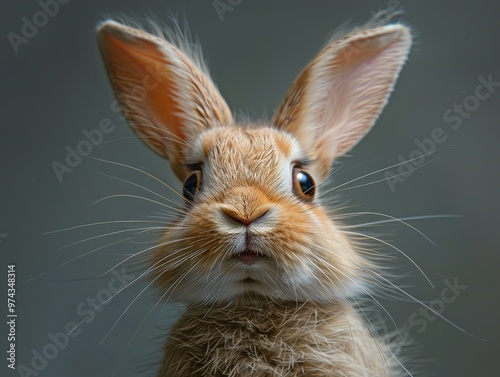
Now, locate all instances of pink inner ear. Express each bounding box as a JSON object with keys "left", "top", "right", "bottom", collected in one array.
[
  {"left": 98, "top": 21, "right": 234, "bottom": 181},
  {"left": 273, "top": 26, "right": 411, "bottom": 179},
  {"left": 99, "top": 30, "right": 187, "bottom": 147},
  {"left": 319, "top": 63, "right": 377, "bottom": 156},
  {"left": 312, "top": 32, "right": 411, "bottom": 159}
]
